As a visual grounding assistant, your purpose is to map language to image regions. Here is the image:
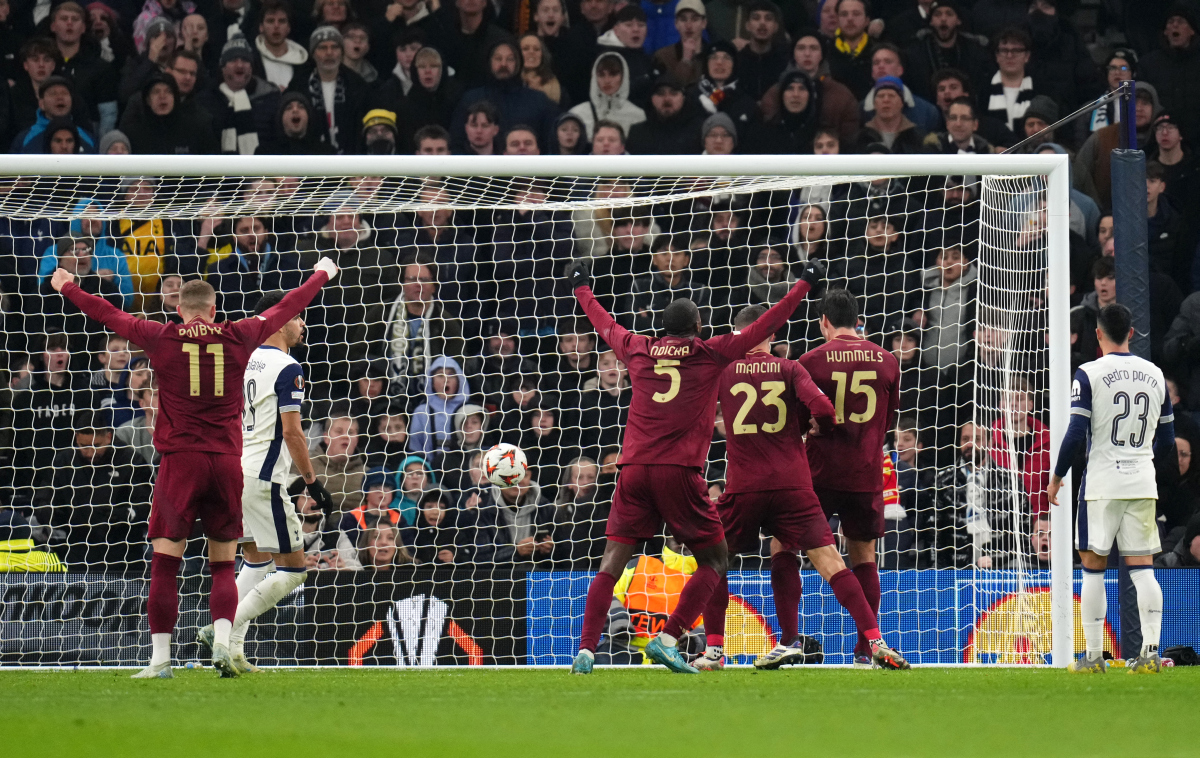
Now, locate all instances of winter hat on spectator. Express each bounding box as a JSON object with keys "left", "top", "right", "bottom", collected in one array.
[
  {"left": 702, "top": 112, "right": 738, "bottom": 146},
  {"left": 929, "top": 0, "right": 960, "bottom": 18},
  {"left": 310, "top": 25, "right": 344, "bottom": 53},
  {"left": 453, "top": 404, "right": 488, "bottom": 437},
  {"left": 1107, "top": 47, "right": 1138, "bottom": 72},
  {"left": 1165, "top": 3, "right": 1199, "bottom": 34},
  {"left": 873, "top": 75, "right": 904, "bottom": 96},
  {"left": 362, "top": 109, "right": 398, "bottom": 136},
  {"left": 614, "top": 4, "right": 647, "bottom": 23},
  {"left": 1154, "top": 112, "right": 1181, "bottom": 131},
  {"left": 220, "top": 35, "right": 254, "bottom": 66},
  {"left": 99, "top": 129, "right": 131, "bottom": 154},
  {"left": 1024, "top": 95, "right": 1058, "bottom": 124},
  {"left": 37, "top": 75, "right": 73, "bottom": 98},
  {"left": 675, "top": 0, "right": 706, "bottom": 17},
  {"left": 142, "top": 16, "right": 175, "bottom": 52},
  {"left": 653, "top": 71, "right": 686, "bottom": 93},
  {"left": 42, "top": 117, "right": 82, "bottom": 153}
]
